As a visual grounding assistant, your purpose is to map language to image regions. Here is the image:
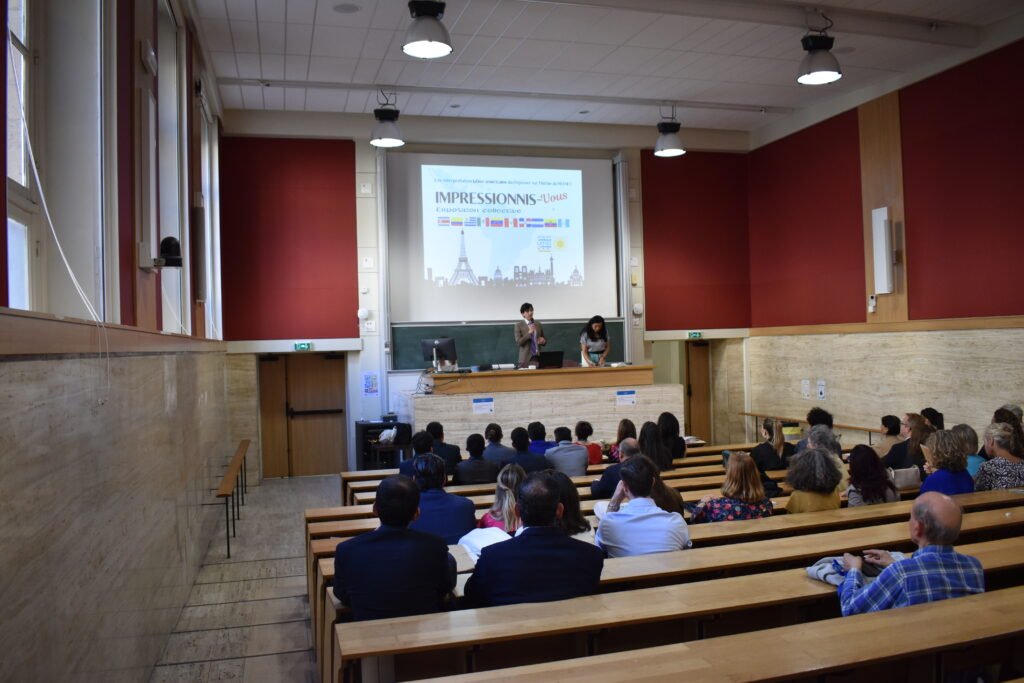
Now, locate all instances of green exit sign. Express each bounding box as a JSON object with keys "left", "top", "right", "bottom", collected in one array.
[
  {"left": 294, "top": 342, "right": 313, "bottom": 351},
  {"left": 688, "top": 331, "right": 703, "bottom": 340}
]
